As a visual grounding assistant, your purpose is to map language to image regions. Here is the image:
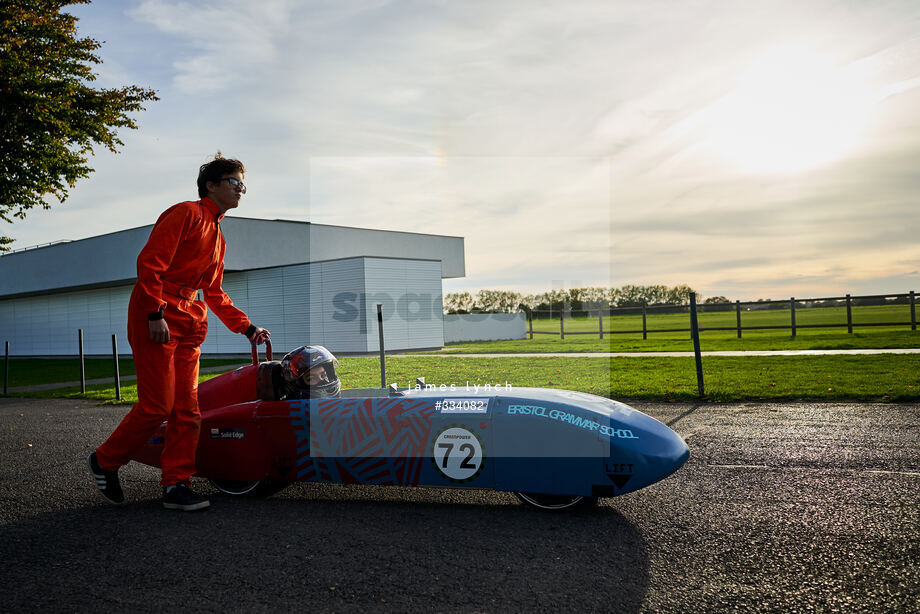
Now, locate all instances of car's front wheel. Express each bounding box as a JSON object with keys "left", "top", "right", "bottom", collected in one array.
[
  {"left": 514, "top": 492, "right": 595, "bottom": 511},
  {"left": 209, "top": 478, "right": 289, "bottom": 497}
]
